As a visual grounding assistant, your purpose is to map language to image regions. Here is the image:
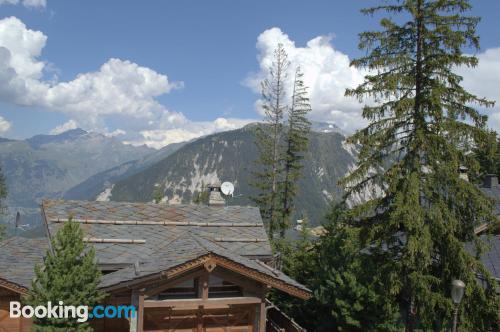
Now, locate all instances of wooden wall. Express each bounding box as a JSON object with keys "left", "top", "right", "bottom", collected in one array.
[{"left": 0, "top": 288, "right": 32, "bottom": 332}]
